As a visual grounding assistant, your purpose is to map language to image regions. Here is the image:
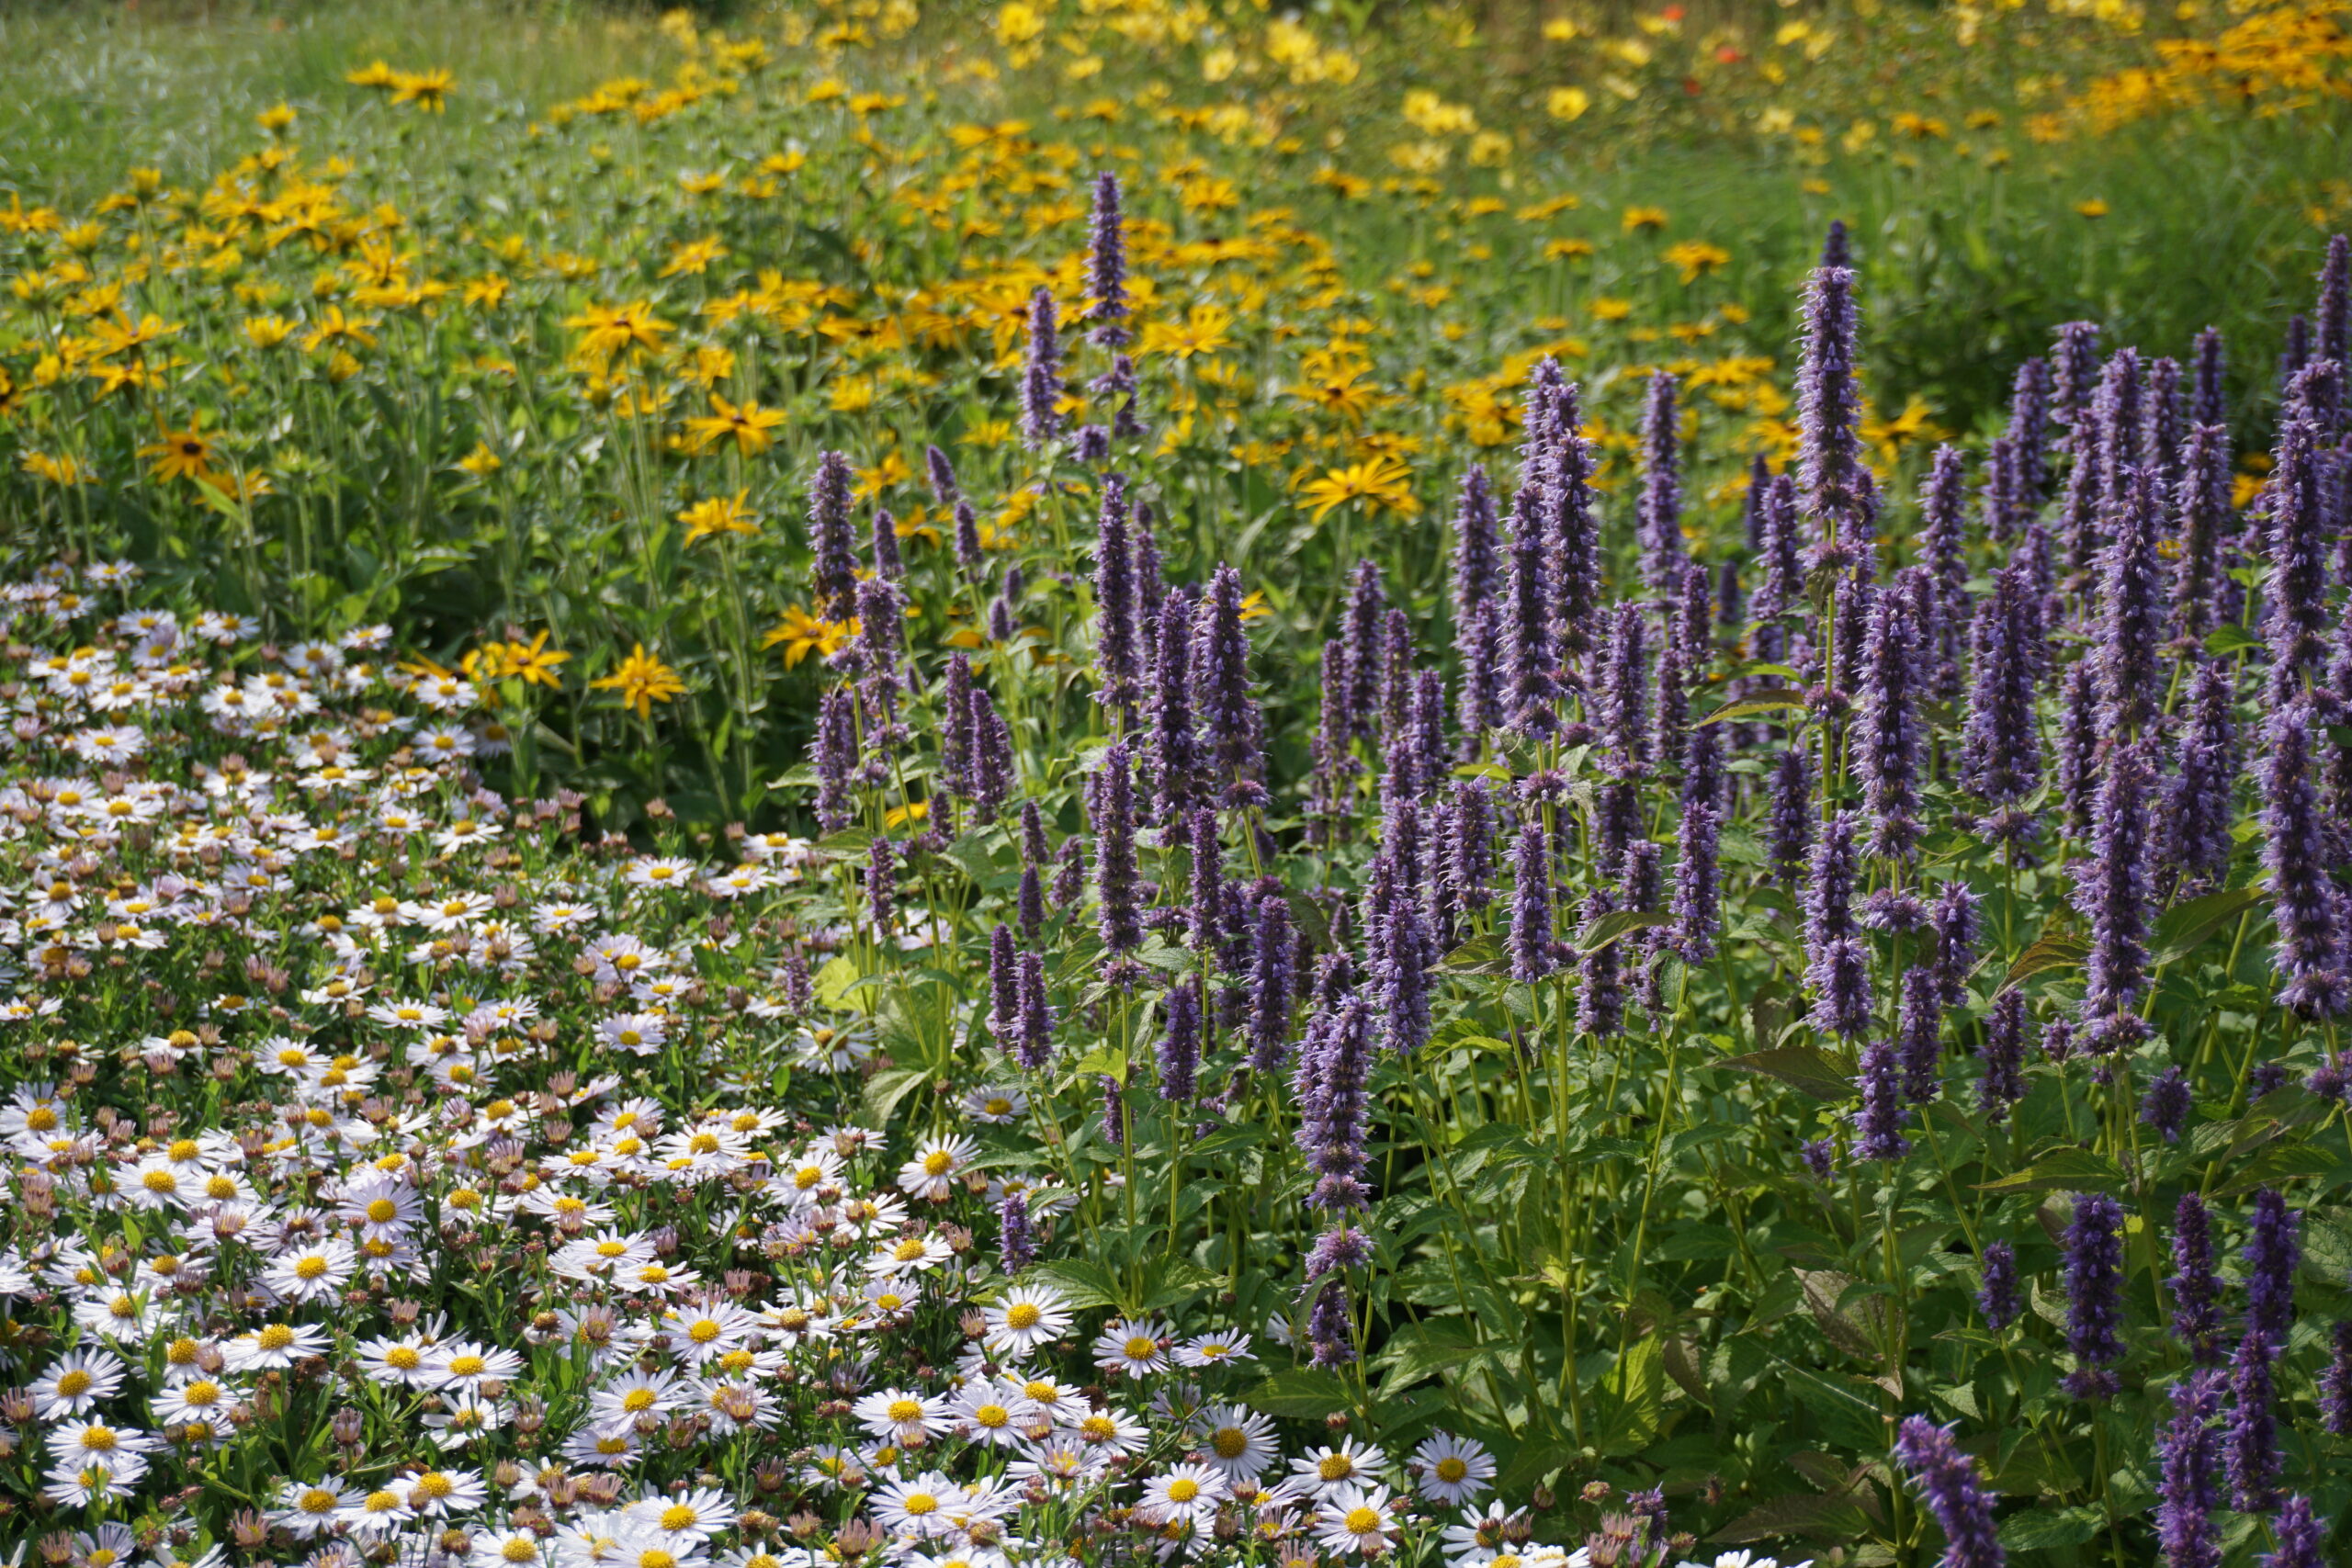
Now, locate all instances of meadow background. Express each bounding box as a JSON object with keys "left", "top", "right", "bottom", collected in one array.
[{"left": 1, "top": 1, "right": 2350, "bottom": 1566}]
